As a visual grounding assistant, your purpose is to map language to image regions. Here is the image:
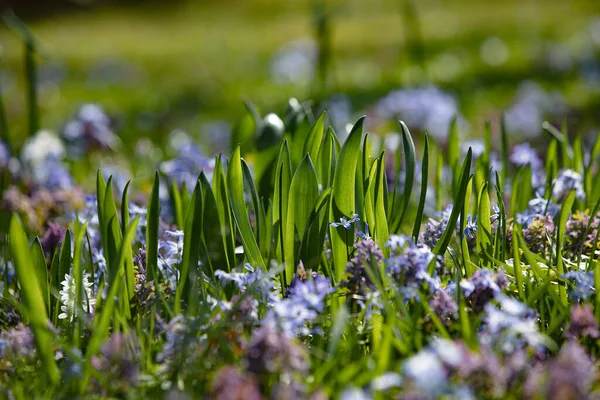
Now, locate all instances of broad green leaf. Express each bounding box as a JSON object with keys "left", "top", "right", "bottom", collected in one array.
[
  {"left": 285, "top": 154, "right": 319, "bottom": 283},
  {"left": 330, "top": 117, "right": 364, "bottom": 281},
  {"left": 146, "top": 171, "right": 160, "bottom": 282},
  {"left": 176, "top": 180, "right": 203, "bottom": 313},
  {"left": 316, "top": 128, "right": 337, "bottom": 189},
  {"left": 299, "top": 187, "right": 332, "bottom": 274},
  {"left": 372, "top": 154, "right": 390, "bottom": 256},
  {"left": 273, "top": 141, "right": 292, "bottom": 264},
  {"left": 199, "top": 172, "right": 225, "bottom": 276},
  {"left": 242, "top": 159, "right": 269, "bottom": 259},
  {"left": 10, "top": 217, "right": 59, "bottom": 384},
  {"left": 391, "top": 121, "right": 416, "bottom": 233},
  {"left": 228, "top": 146, "right": 264, "bottom": 267},
  {"left": 171, "top": 181, "right": 184, "bottom": 229},
  {"left": 213, "top": 155, "right": 236, "bottom": 271},
  {"left": 477, "top": 183, "right": 492, "bottom": 268},
  {"left": 30, "top": 237, "right": 49, "bottom": 313},
  {"left": 303, "top": 111, "right": 326, "bottom": 164}
]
